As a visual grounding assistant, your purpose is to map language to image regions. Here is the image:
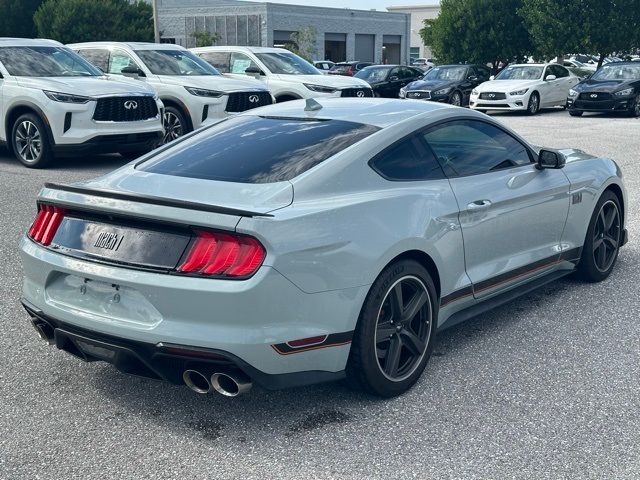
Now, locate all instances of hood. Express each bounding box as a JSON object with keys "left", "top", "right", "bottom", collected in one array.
[
  {"left": 77, "top": 163, "right": 293, "bottom": 215},
  {"left": 405, "top": 79, "right": 456, "bottom": 91},
  {"left": 574, "top": 78, "right": 637, "bottom": 92},
  {"left": 476, "top": 79, "right": 541, "bottom": 92},
  {"left": 14, "top": 75, "right": 156, "bottom": 96},
  {"left": 158, "top": 74, "right": 269, "bottom": 92},
  {"left": 274, "top": 74, "right": 370, "bottom": 89}
]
